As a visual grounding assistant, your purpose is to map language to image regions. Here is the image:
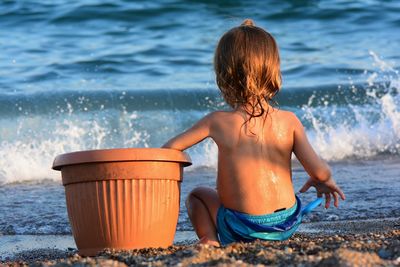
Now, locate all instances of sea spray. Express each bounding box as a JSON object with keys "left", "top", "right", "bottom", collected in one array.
[
  {"left": 1, "top": 55, "right": 399, "bottom": 184},
  {"left": 302, "top": 52, "right": 400, "bottom": 160}
]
